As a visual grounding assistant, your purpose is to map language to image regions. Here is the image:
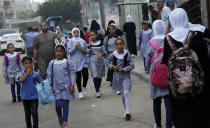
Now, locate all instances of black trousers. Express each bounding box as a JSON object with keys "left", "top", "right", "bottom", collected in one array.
[
  {"left": 106, "top": 68, "right": 114, "bottom": 83},
  {"left": 76, "top": 68, "right": 89, "bottom": 92},
  {"left": 23, "top": 99, "right": 39, "bottom": 128}
]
